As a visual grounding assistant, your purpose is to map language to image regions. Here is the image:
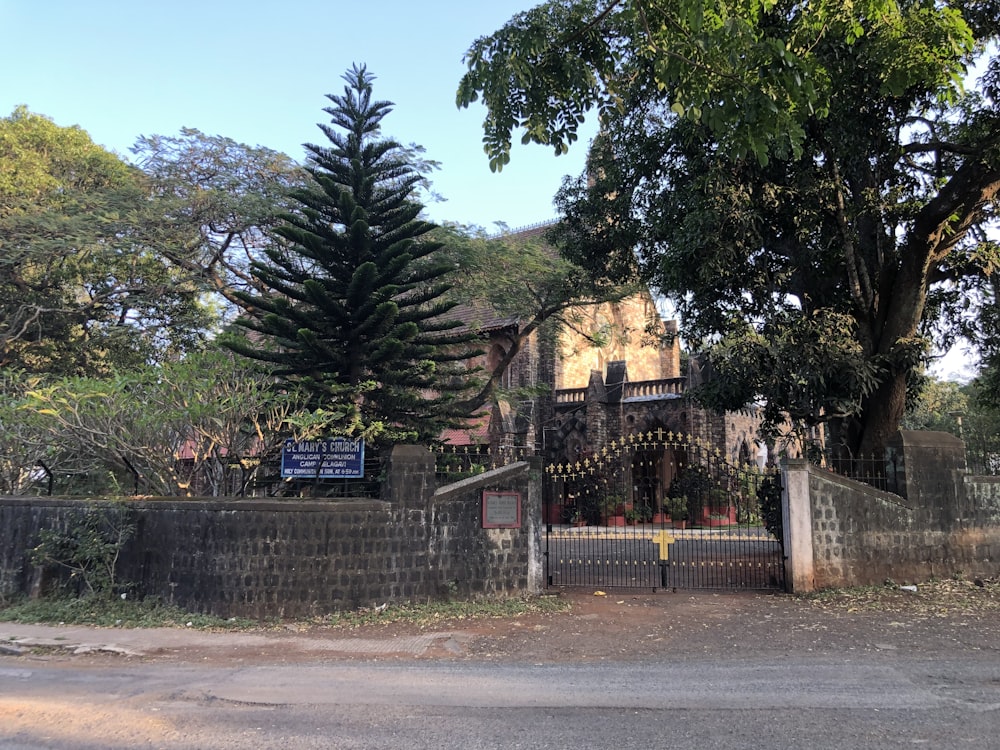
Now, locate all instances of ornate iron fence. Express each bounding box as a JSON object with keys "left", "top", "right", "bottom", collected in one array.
[
  {"left": 964, "top": 430, "right": 1000, "bottom": 476},
  {"left": 23, "top": 452, "right": 386, "bottom": 499},
  {"left": 544, "top": 430, "right": 784, "bottom": 590},
  {"left": 812, "top": 448, "right": 906, "bottom": 497}
]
